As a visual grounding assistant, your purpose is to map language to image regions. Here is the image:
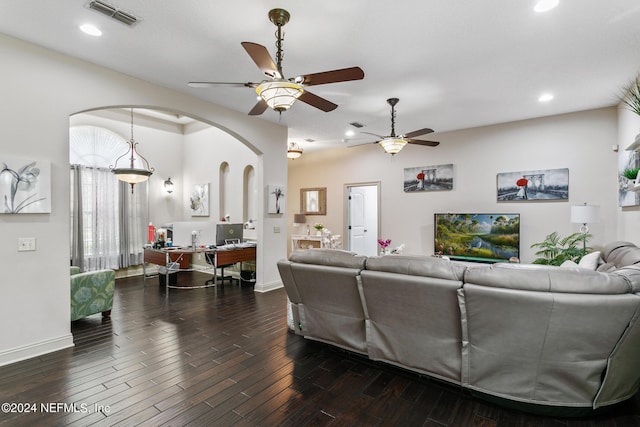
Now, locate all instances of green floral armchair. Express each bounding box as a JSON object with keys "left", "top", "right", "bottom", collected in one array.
[{"left": 70, "top": 266, "right": 115, "bottom": 321}]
